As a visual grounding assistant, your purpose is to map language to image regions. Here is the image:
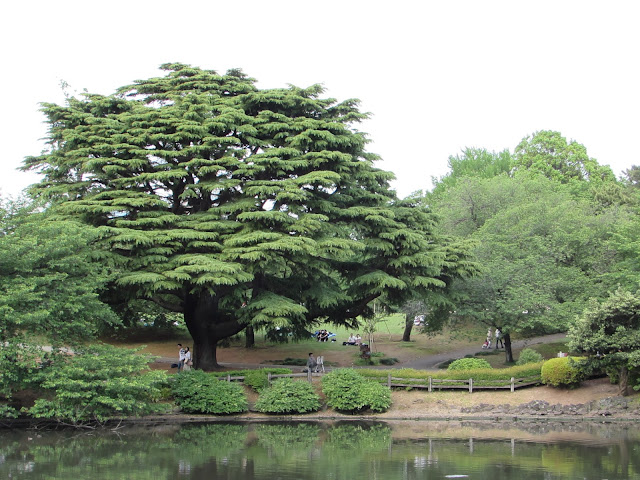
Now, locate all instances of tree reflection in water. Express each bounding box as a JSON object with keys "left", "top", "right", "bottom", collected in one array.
[{"left": 0, "top": 421, "right": 638, "bottom": 479}]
